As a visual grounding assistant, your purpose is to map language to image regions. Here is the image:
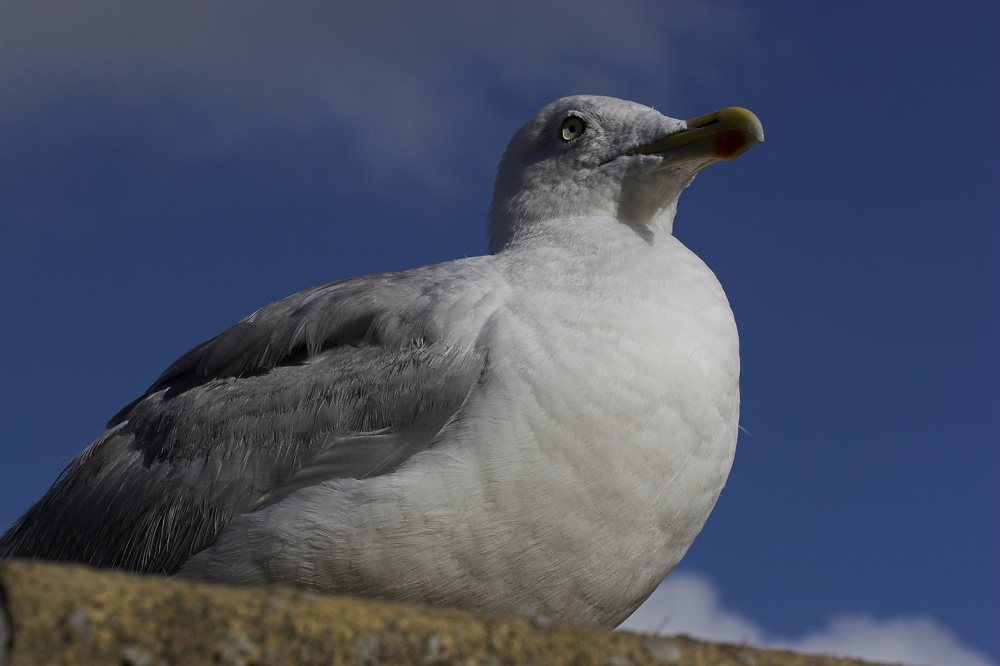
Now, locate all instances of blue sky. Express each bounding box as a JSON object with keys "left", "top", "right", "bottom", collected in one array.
[{"left": 1, "top": 3, "right": 997, "bottom": 664}]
